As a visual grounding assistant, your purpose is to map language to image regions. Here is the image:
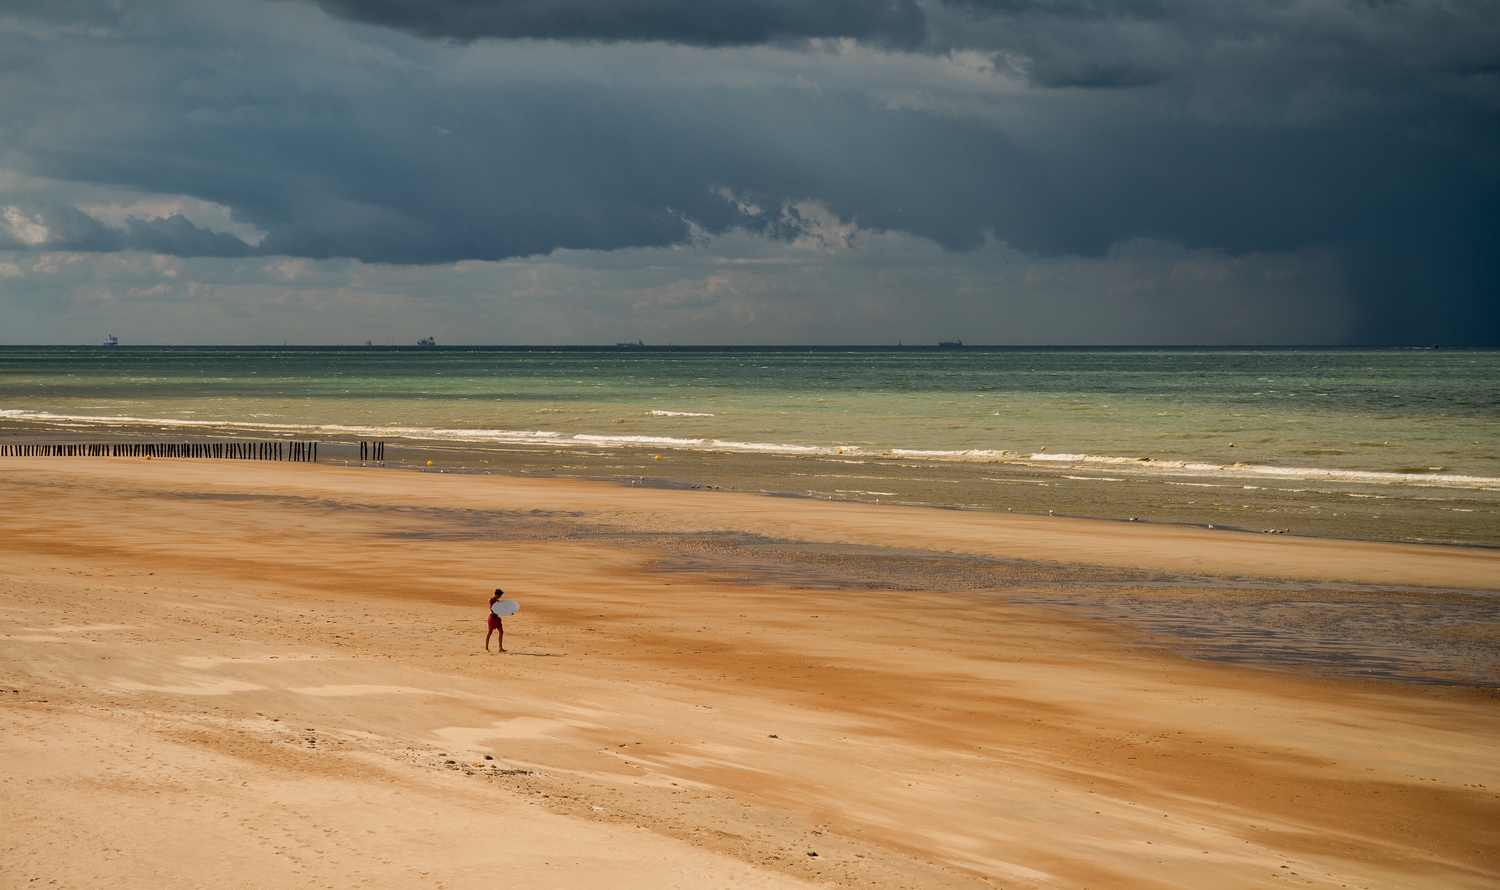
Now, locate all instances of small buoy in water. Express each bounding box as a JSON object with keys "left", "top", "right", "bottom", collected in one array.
[
  {"left": 1040, "top": 446, "right": 1047, "bottom": 451},
  {"left": 653, "top": 455, "right": 660, "bottom": 460},
  {"left": 426, "top": 460, "right": 433, "bottom": 467},
  {"left": 1228, "top": 443, "right": 1235, "bottom": 447}
]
